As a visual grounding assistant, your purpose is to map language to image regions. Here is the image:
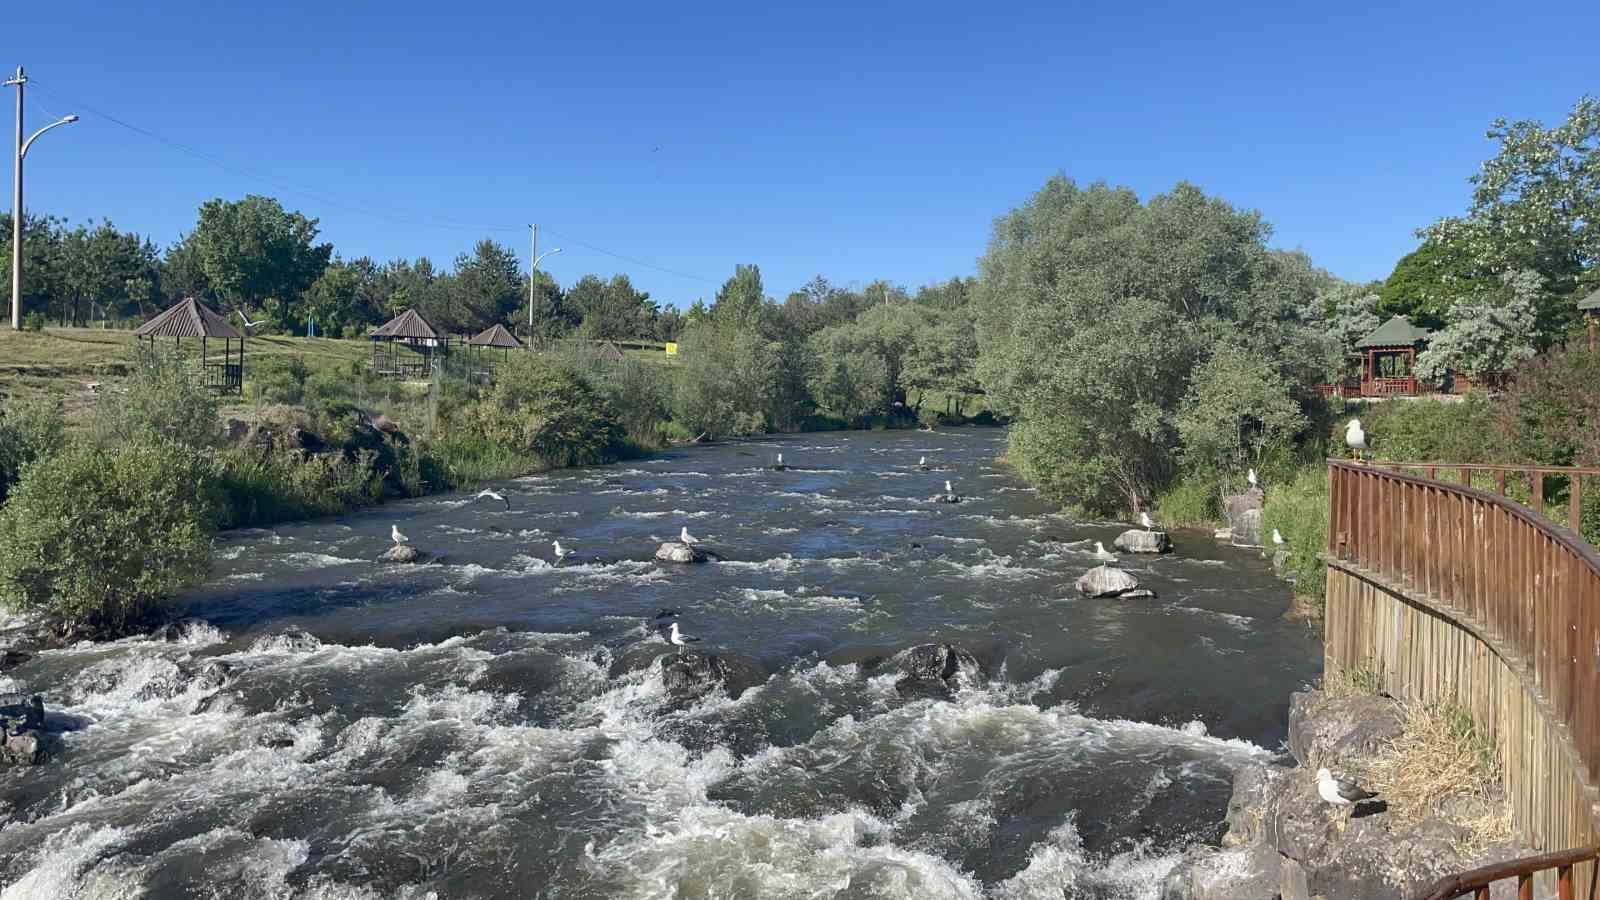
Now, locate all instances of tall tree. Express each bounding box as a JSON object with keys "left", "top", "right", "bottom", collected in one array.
[
  {"left": 448, "top": 239, "right": 525, "bottom": 332},
  {"left": 711, "top": 264, "right": 768, "bottom": 334},
  {"left": 189, "top": 195, "right": 332, "bottom": 326}
]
